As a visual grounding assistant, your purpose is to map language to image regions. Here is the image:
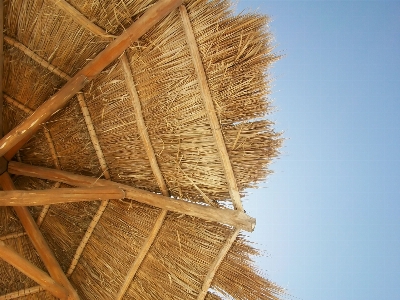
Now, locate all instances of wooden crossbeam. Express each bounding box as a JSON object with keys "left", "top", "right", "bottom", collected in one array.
[
  {"left": 0, "top": 240, "right": 68, "bottom": 299},
  {"left": 179, "top": 5, "right": 244, "bottom": 211},
  {"left": 0, "top": 0, "right": 183, "bottom": 159},
  {"left": 0, "top": 172, "right": 80, "bottom": 300},
  {"left": 197, "top": 228, "right": 240, "bottom": 299},
  {"left": 8, "top": 162, "right": 256, "bottom": 232},
  {"left": 0, "top": 186, "right": 124, "bottom": 206}
]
